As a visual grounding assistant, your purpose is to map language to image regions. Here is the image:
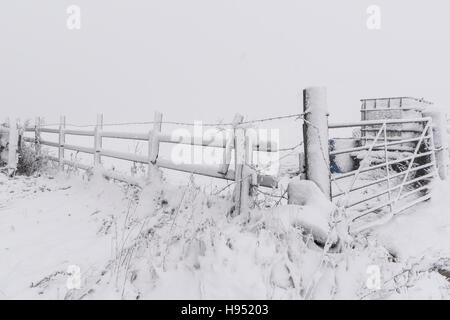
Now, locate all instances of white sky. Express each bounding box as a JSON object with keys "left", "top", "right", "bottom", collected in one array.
[{"left": 1, "top": 0, "right": 449, "bottom": 131}]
